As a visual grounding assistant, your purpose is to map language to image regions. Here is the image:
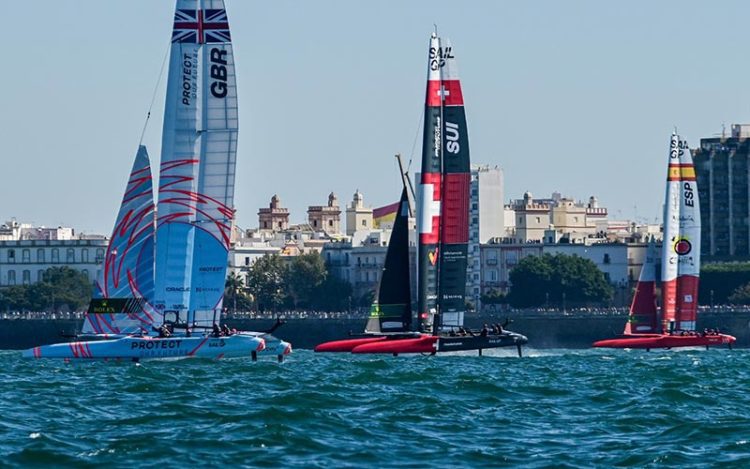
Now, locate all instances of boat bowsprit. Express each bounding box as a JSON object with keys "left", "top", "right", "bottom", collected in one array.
[
  {"left": 22, "top": 334, "right": 265, "bottom": 361},
  {"left": 593, "top": 332, "right": 736, "bottom": 350}
]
